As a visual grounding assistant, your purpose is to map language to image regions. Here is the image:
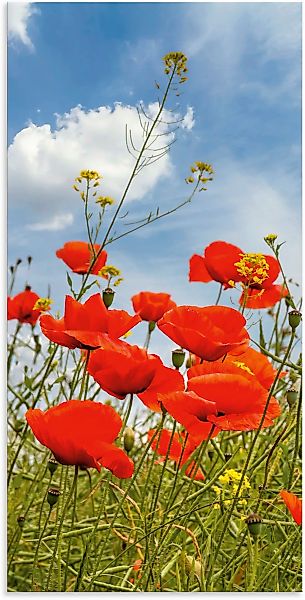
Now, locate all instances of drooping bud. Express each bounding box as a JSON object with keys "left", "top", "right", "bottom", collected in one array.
[
  {"left": 149, "top": 321, "right": 156, "bottom": 333},
  {"left": 124, "top": 427, "right": 135, "bottom": 453},
  {"left": 288, "top": 310, "right": 302, "bottom": 330},
  {"left": 17, "top": 515, "right": 25, "bottom": 529},
  {"left": 47, "top": 458, "right": 59, "bottom": 477},
  {"left": 224, "top": 453, "right": 232, "bottom": 462},
  {"left": 16, "top": 258, "right": 22, "bottom": 266},
  {"left": 181, "top": 552, "right": 202, "bottom": 580},
  {"left": 102, "top": 287, "right": 115, "bottom": 308},
  {"left": 47, "top": 488, "right": 61, "bottom": 507},
  {"left": 172, "top": 348, "right": 185, "bottom": 369},
  {"left": 286, "top": 387, "right": 298, "bottom": 408},
  {"left": 245, "top": 513, "right": 263, "bottom": 537}
]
